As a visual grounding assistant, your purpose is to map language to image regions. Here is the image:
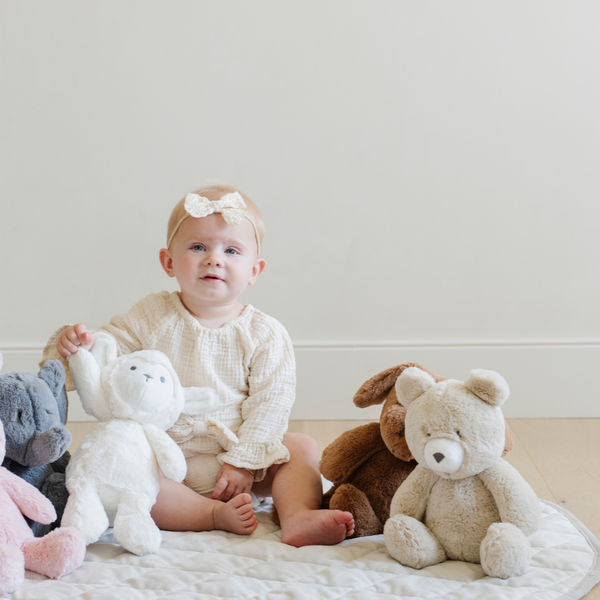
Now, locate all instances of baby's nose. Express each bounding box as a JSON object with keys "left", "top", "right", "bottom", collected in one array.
[{"left": 205, "top": 252, "right": 223, "bottom": 267}]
